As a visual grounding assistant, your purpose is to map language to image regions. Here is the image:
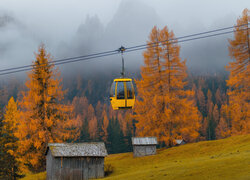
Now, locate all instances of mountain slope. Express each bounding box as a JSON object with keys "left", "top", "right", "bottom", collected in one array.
[
  {"left": 104, "top": 135, "right": 250, "bottom": 180},
  {"left": 22, "top": 135, "right": 250, "bottom": 179}
]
